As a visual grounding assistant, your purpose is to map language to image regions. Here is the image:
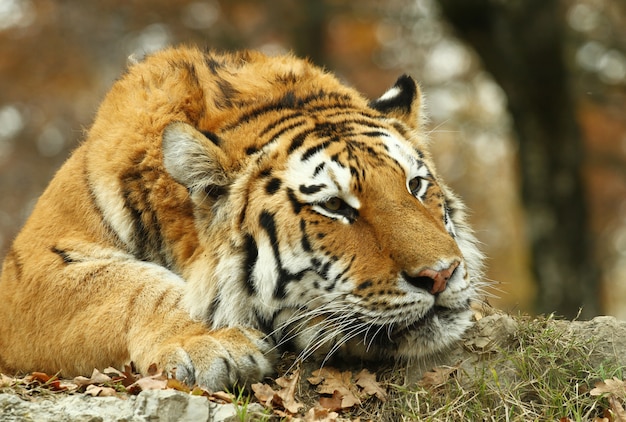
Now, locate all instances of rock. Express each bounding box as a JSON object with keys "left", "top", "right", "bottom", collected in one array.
[
  {"left": 558, "top": 315, "right": 626, "bottom": 368},
  {"left": 463, "top": 313, "right": 518, "bottom": 351},
  {"left": 0, "top": 389, "right": 258, "bottom": 422}
]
